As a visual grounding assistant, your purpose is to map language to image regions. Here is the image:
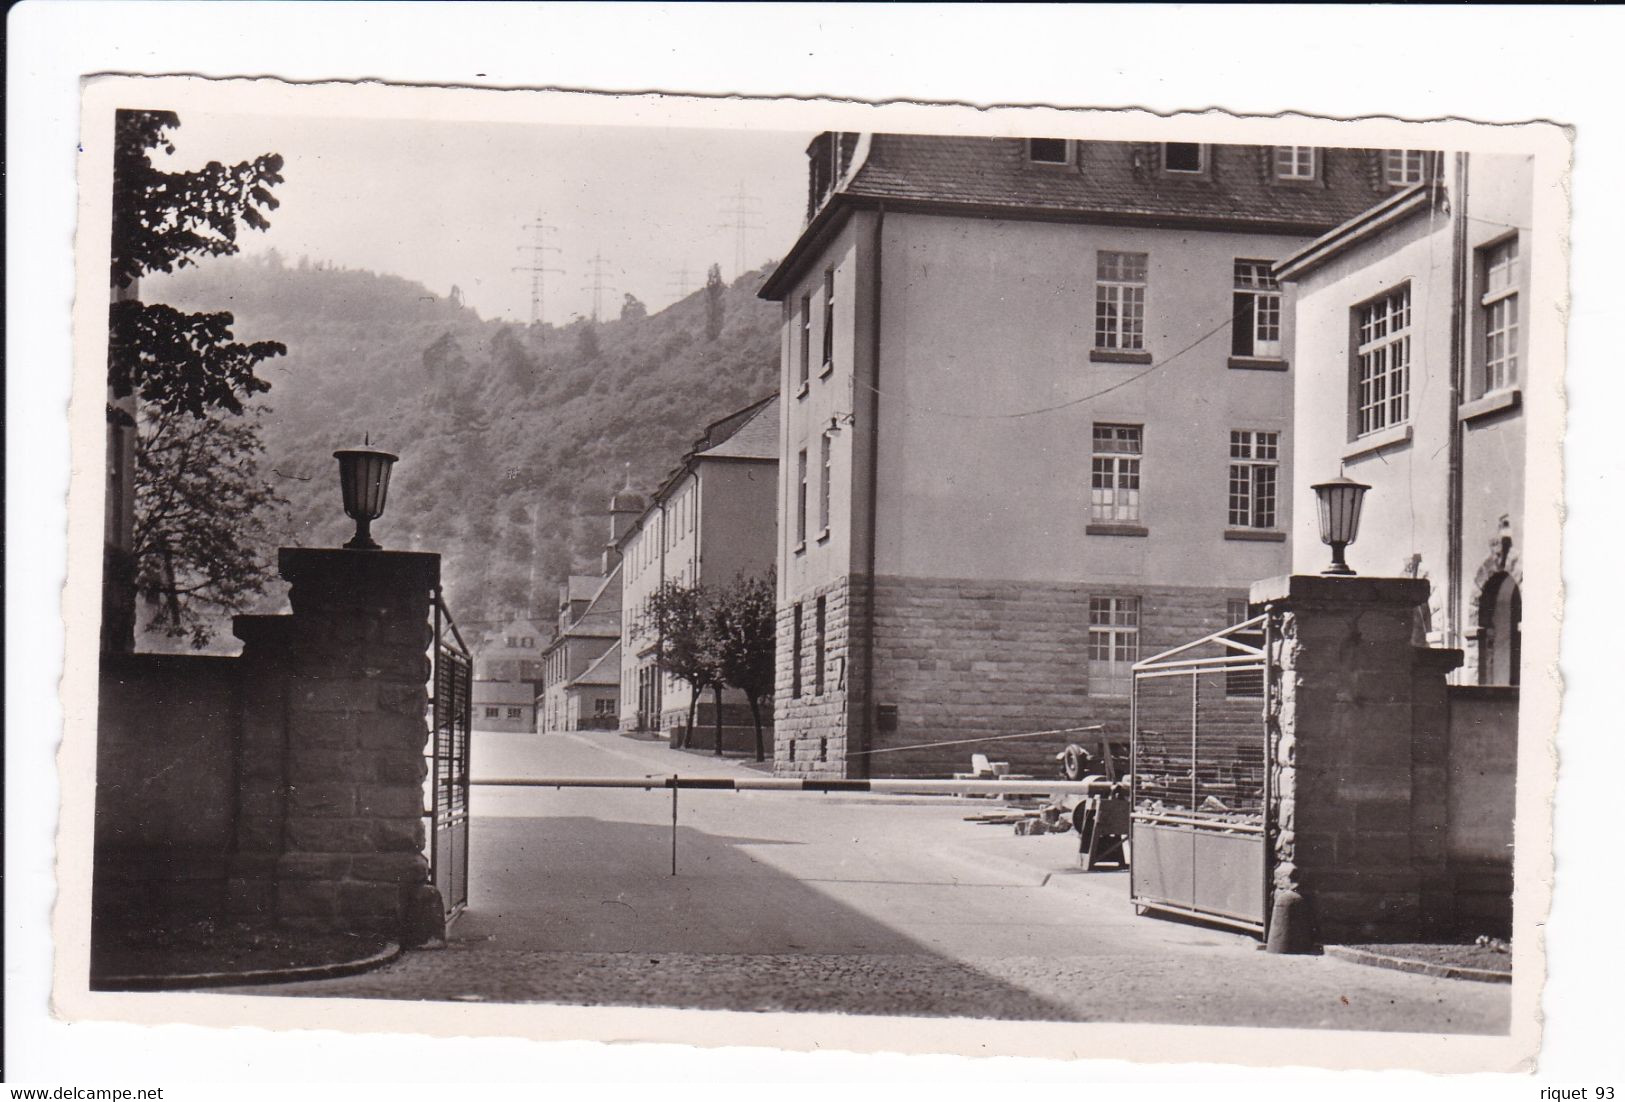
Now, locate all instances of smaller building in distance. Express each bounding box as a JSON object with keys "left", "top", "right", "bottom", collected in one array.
[
  {"left": 538, "top": 568, "right": 623, "bottom": 732},
  {"left": 471, "top": 614, "right": 547, "bottom": 732},
  {"left": 618, "top": 394, "right": 779, "bottom": 745}
]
